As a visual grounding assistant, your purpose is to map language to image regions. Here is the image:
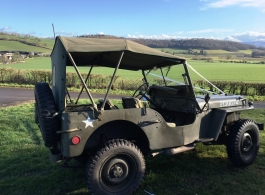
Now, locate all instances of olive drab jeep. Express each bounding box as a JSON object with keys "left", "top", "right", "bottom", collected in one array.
[{"left": 34, "top": 36, "right": 264, "bottom": 195}]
